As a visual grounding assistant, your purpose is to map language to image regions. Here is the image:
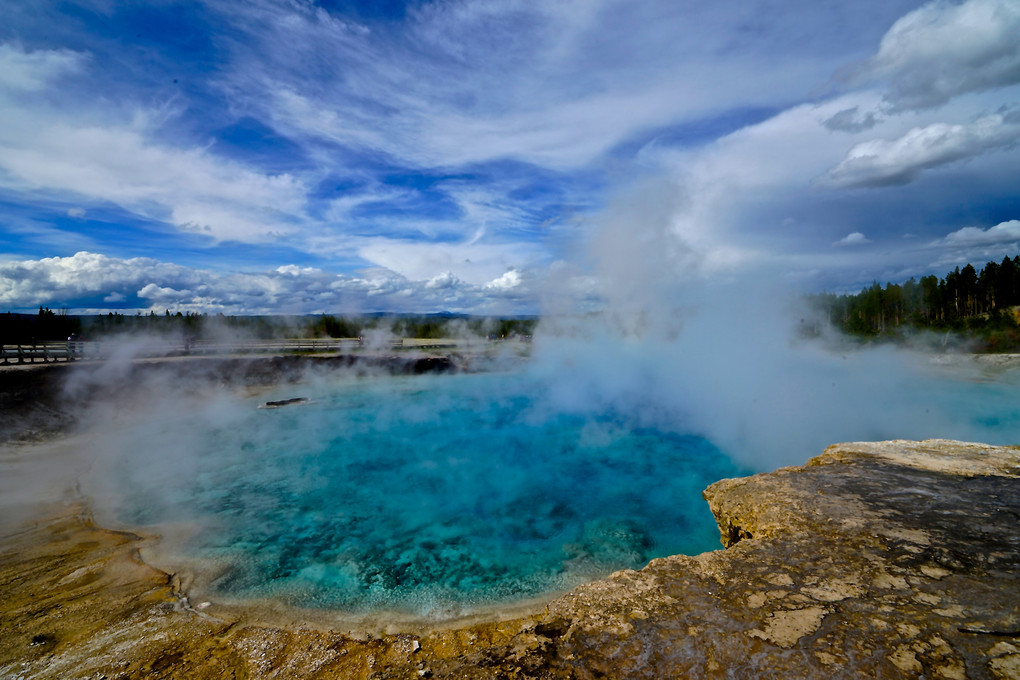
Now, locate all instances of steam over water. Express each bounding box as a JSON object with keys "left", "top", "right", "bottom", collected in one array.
[
  {"left": 87, "top": 370, "right": 747, "bottom": 619},
  {"left": 77, "top": 341, "right": 1020, "bottom": 622}
]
